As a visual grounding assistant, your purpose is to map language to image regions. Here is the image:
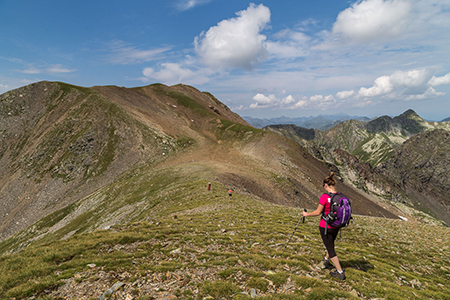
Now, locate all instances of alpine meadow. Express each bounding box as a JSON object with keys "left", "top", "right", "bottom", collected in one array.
[{"left": 0, "top": 81, "right": 449, "bottom": 299}]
